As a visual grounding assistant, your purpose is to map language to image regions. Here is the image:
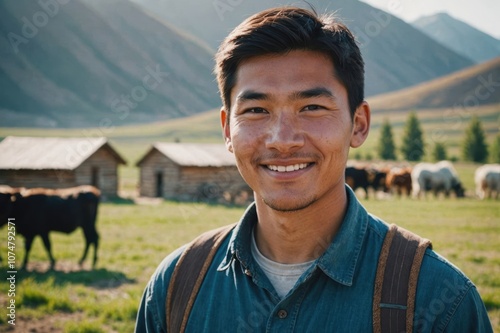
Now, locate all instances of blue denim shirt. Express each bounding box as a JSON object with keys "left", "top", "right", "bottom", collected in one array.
[{"left": 135, "top": 187, "right": 493, "bottom": 332}]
